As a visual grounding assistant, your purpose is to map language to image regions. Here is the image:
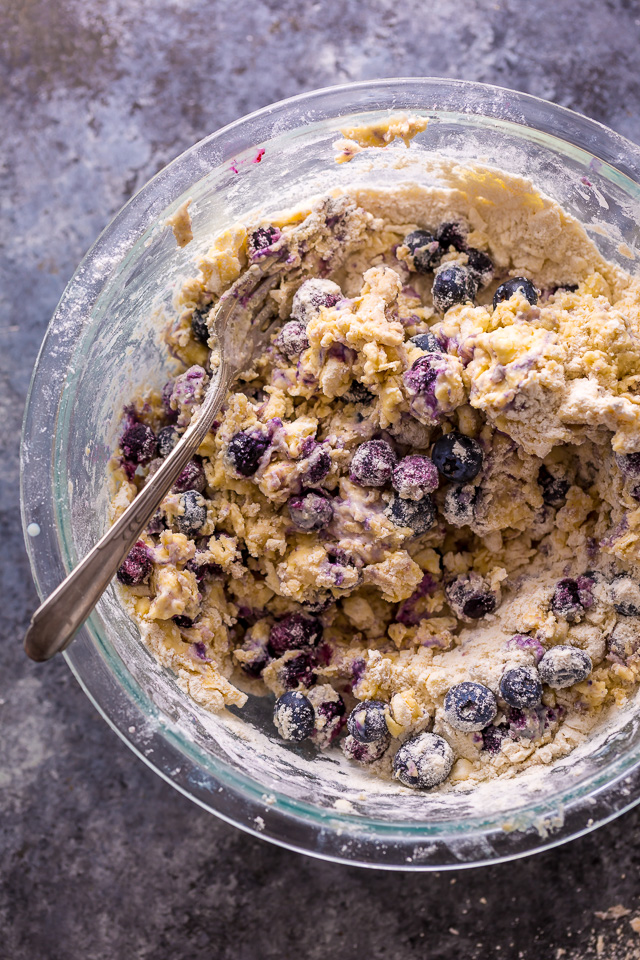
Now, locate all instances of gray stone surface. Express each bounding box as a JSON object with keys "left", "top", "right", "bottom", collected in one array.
[{"left": 3, "top": 1, "right": 640, "bottom": 957}]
